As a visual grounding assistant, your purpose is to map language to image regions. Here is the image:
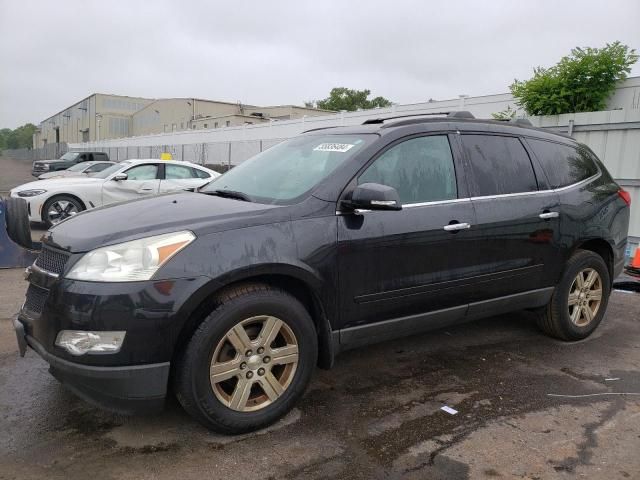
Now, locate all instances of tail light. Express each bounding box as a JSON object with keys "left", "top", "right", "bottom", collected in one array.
[{"left": 618, "top": 188, "right": 631, "bottom": 206}]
